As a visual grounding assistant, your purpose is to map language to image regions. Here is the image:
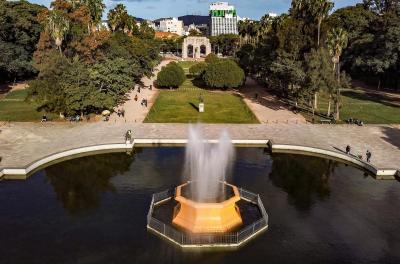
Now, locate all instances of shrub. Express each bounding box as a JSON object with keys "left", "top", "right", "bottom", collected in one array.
[
  {"left": 189, "top": 62, "right": 208, "bottom": 78},
  {"left": 203, "top": 59, "right": 245, "bottom": 89},
  {"left": 156, "top": 62, "right": 186, "bottom": 88},
  {"left": 205, "top": 53, "right": 219, "bottom": 64}
]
